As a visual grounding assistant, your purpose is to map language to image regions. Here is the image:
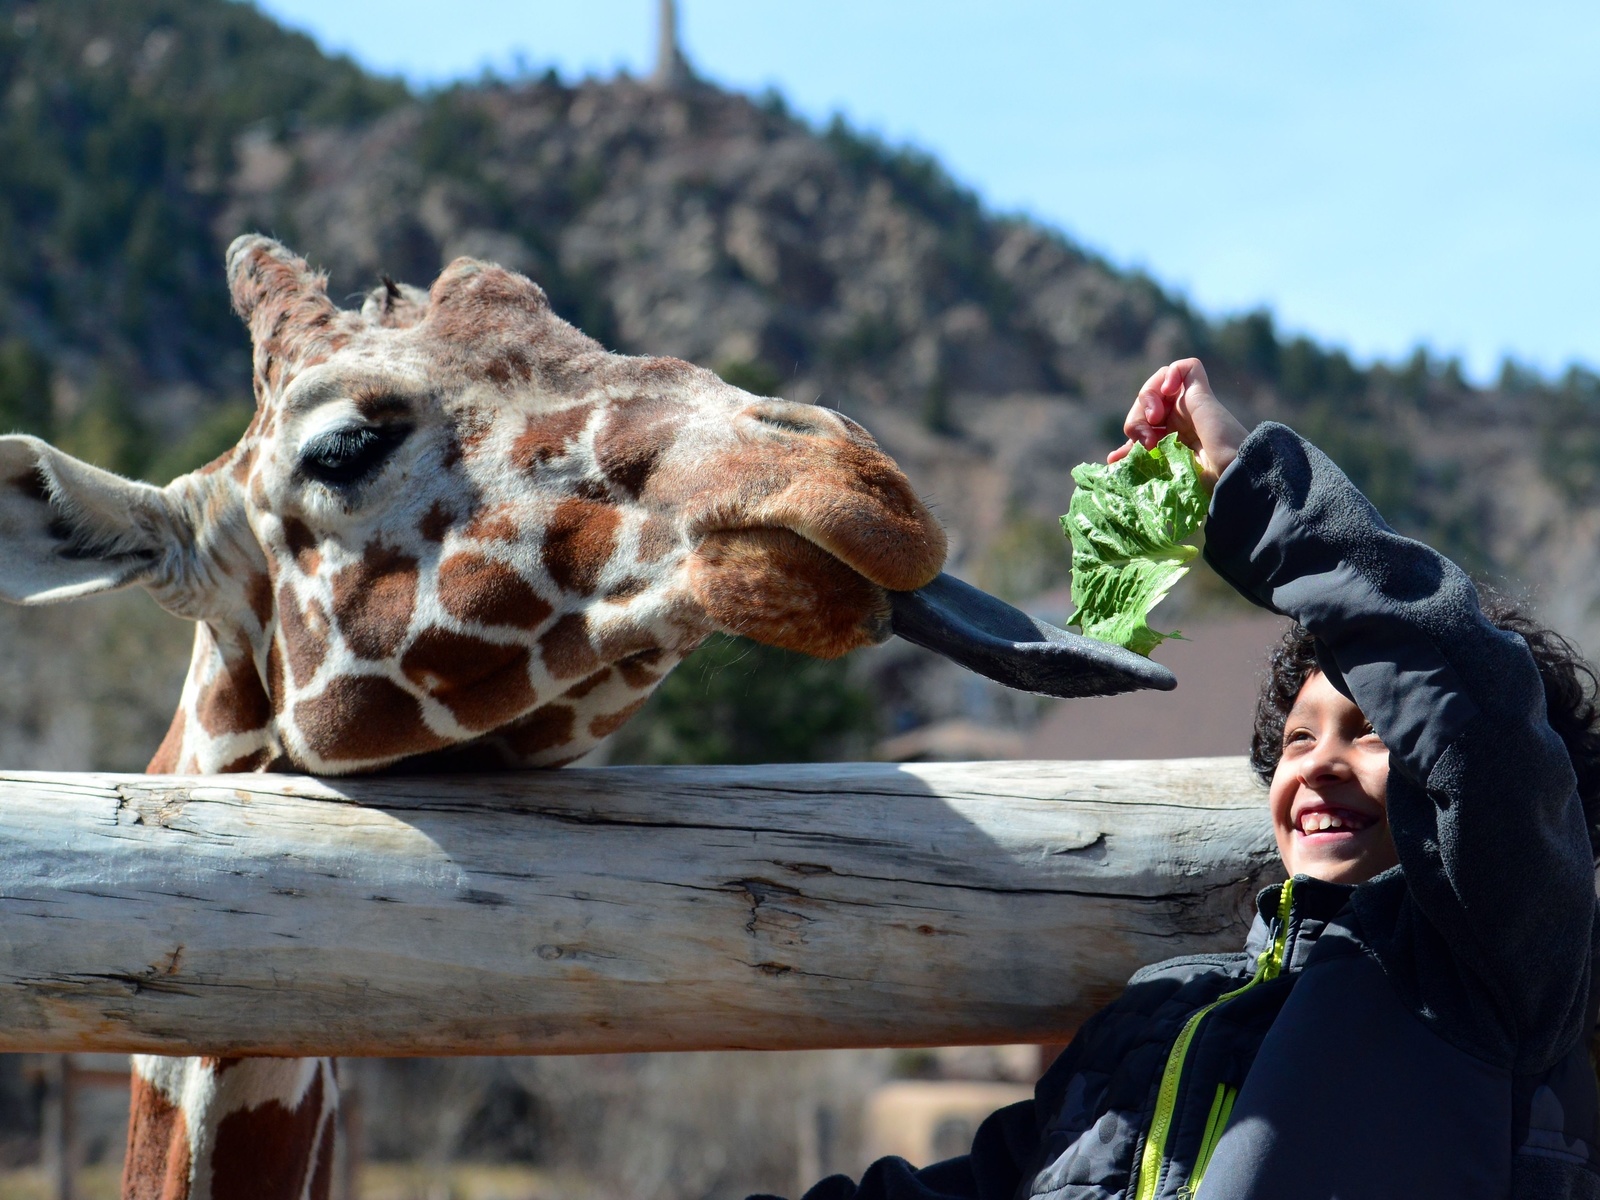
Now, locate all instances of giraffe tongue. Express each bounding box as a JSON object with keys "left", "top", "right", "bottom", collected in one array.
[{"left": 888, "top": 573, "right": 1176, "bottom": 699}]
